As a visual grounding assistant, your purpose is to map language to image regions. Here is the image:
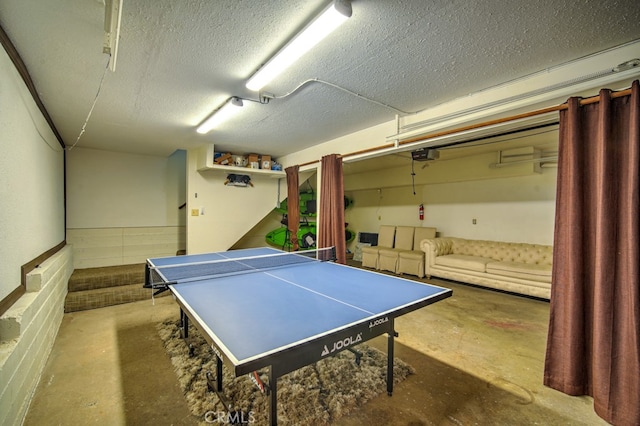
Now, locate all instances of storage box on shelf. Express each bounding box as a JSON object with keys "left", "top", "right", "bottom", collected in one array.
[
  {"left": 196, "top": 144, "right": 285, "bottom": 178},
  {"left": 214, "top": 152, "right": 233, "bottom": 165}
]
